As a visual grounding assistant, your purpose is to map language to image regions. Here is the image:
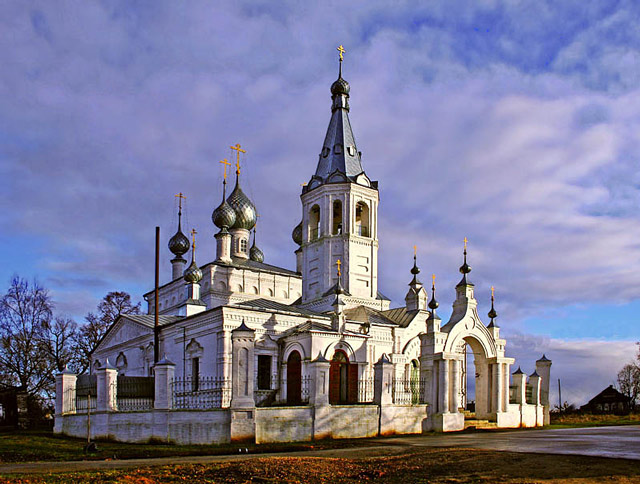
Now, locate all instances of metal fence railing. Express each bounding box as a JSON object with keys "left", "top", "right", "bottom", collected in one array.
[
  {"left": 358, "top": 377, "right": 374, "bottom": 403},
  {"left": 116, "top": 376, "right": 154, "bottom": 411},
  {"left": 392, "top": 378, "right": 427, "bottom": 405},
  {"left": 171, "top": 377, "right": 231, "bottom": 410}
]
